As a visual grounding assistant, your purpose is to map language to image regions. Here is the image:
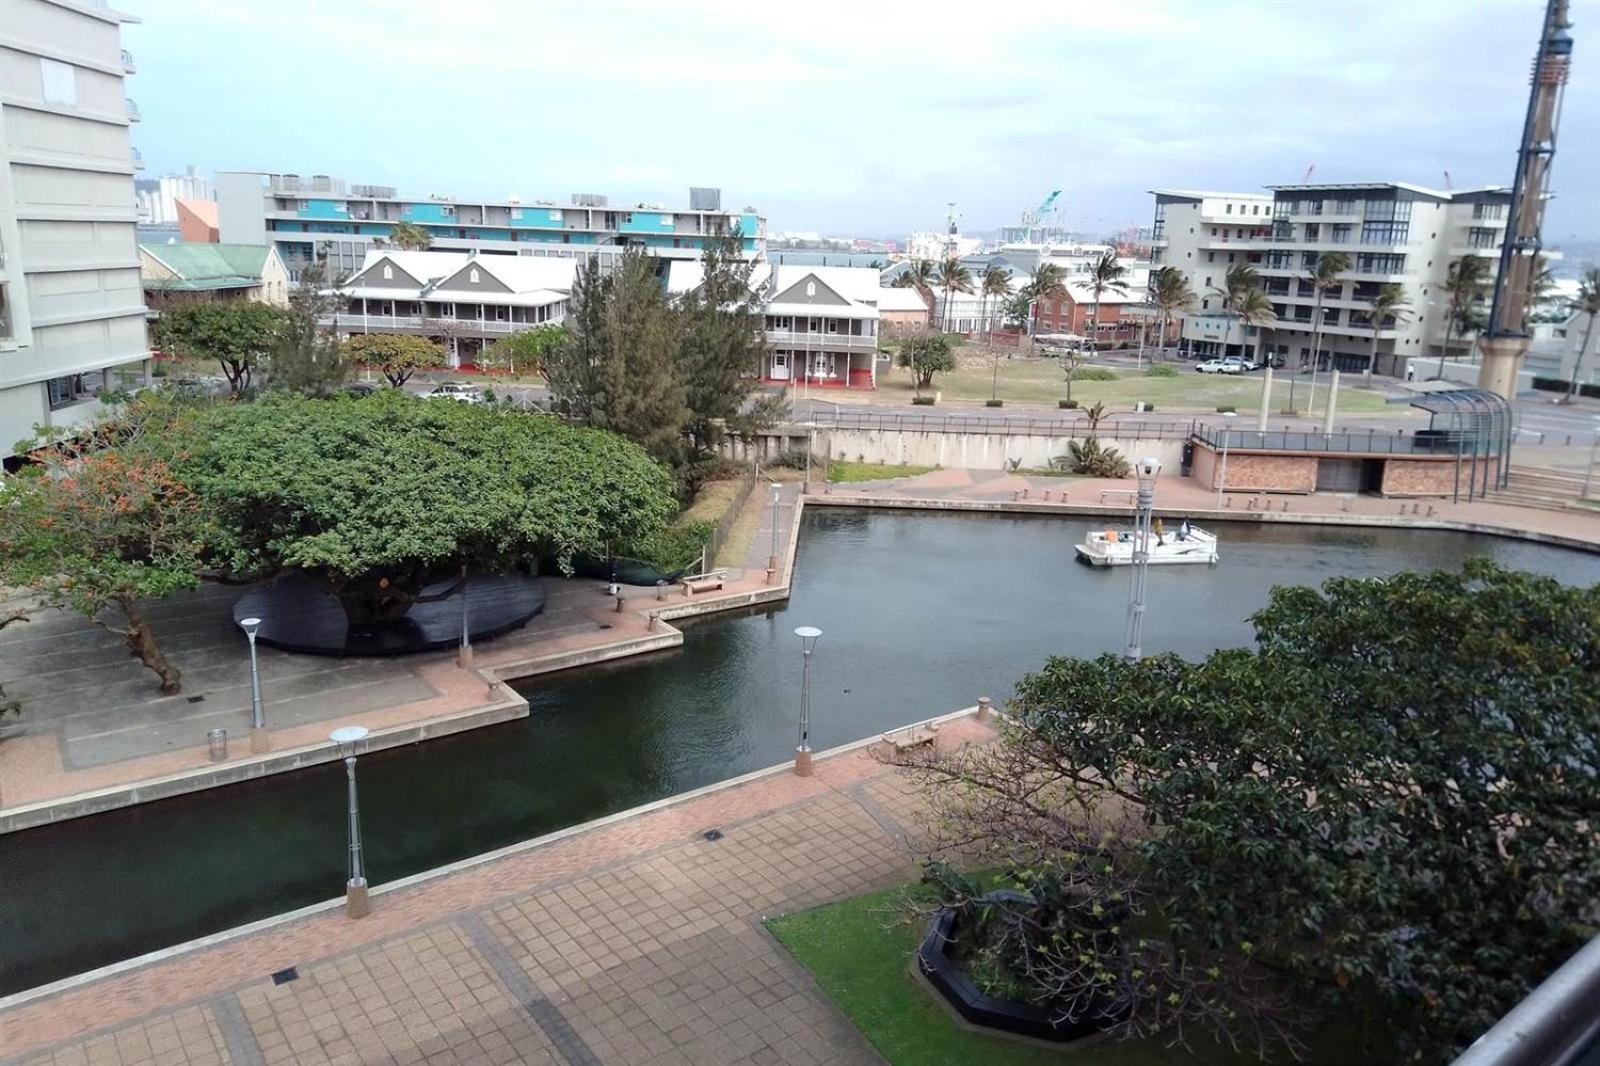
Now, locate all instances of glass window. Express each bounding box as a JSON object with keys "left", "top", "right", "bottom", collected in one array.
[
  {"left": 40, "top": 58, "right": 76, "bottom": 105},
  {"left": 1226, "top": 204, "right": 1234, "bottom": 214}
]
